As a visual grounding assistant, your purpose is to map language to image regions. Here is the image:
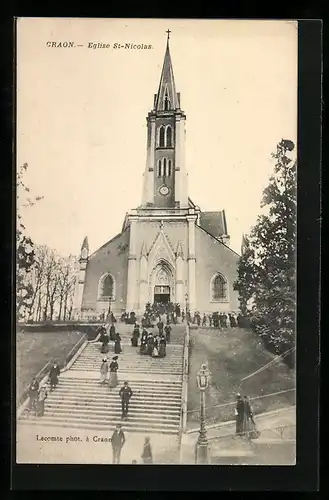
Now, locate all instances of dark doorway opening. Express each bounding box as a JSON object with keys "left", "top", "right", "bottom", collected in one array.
[{"left": 154, "top": 285, "right": 170, "bottom": 305}]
